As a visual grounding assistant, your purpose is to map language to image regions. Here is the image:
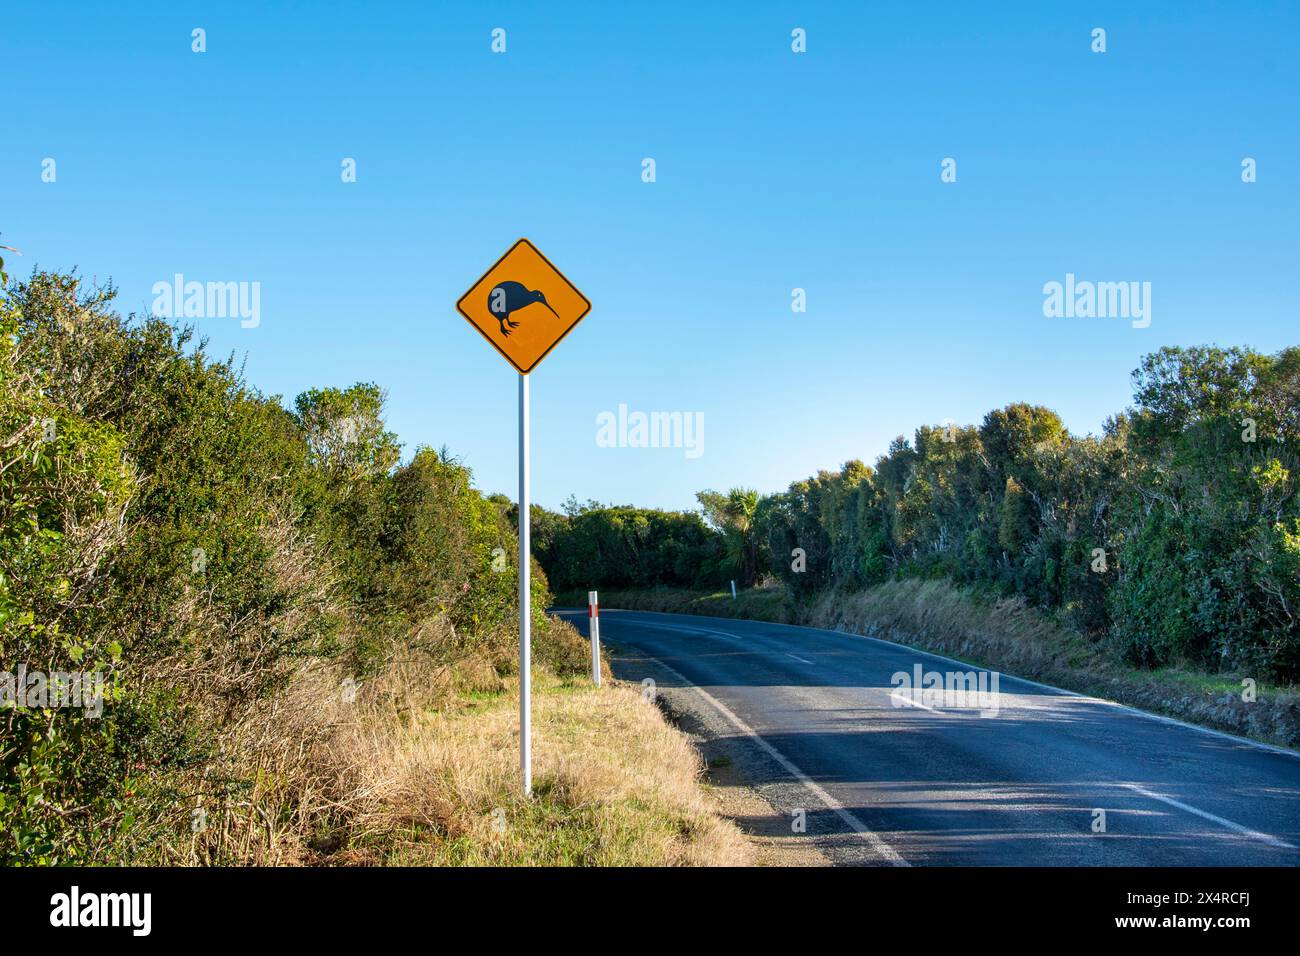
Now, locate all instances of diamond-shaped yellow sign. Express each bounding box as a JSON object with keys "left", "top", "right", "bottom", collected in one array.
[{"left": 456, "top": 239, "right": 591, "bottom": 373}]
